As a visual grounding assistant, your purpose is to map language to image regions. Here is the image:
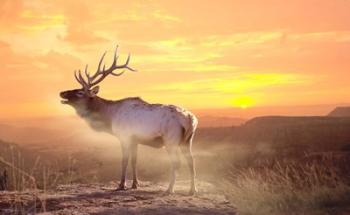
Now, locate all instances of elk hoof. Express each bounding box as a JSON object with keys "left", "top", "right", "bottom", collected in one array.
[
  {"left": 131, "top": 182, "right": 139, "bottom": 189},
  {"left": 116, "top": 185, "right": 127, "bottom": 191},
  {"left": 164, "top": 188, "right": 175, "bottom": 195},
  {"left": 189, "top": 188, "right": 198, "bottom": 196}
]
